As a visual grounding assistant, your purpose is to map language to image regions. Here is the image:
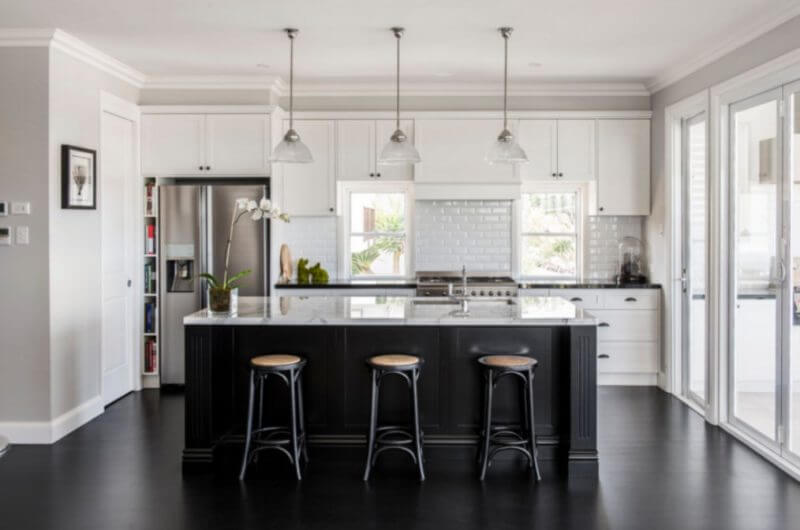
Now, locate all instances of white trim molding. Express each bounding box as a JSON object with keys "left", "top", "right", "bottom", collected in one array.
[
  {"left": 0, "top": 396, "right": 104, "bottom": 444},
  {"left": 0, "top": 28, "right": 146, "bottom": 88},
  {"left": 647, "top": 3, "right": 800, "bottom": 93}
]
